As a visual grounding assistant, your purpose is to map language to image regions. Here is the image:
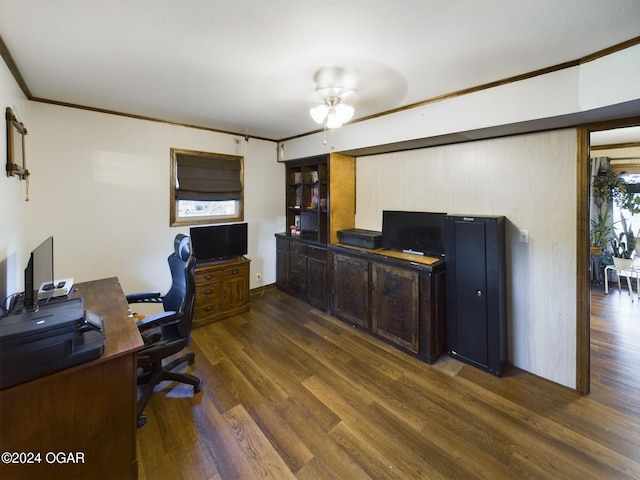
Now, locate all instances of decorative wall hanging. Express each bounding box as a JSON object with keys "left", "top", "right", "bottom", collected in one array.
[{"left": 6, "top": 106, "right": 29, "bottom": 200}]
